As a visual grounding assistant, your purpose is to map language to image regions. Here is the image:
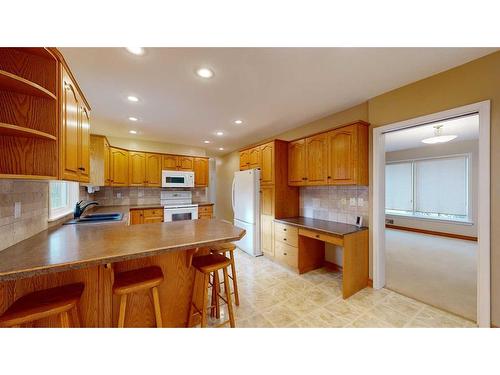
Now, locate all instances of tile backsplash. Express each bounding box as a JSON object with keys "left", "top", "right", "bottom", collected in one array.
[
  {"left": 300, "top": 185, "right": 369, "bottom": 226},
  {"left": 0, "top": 180, "right": 49, "bottom": 251},
  {"left": 80, "top": 186, "right": 208, "bottom": 206}
]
